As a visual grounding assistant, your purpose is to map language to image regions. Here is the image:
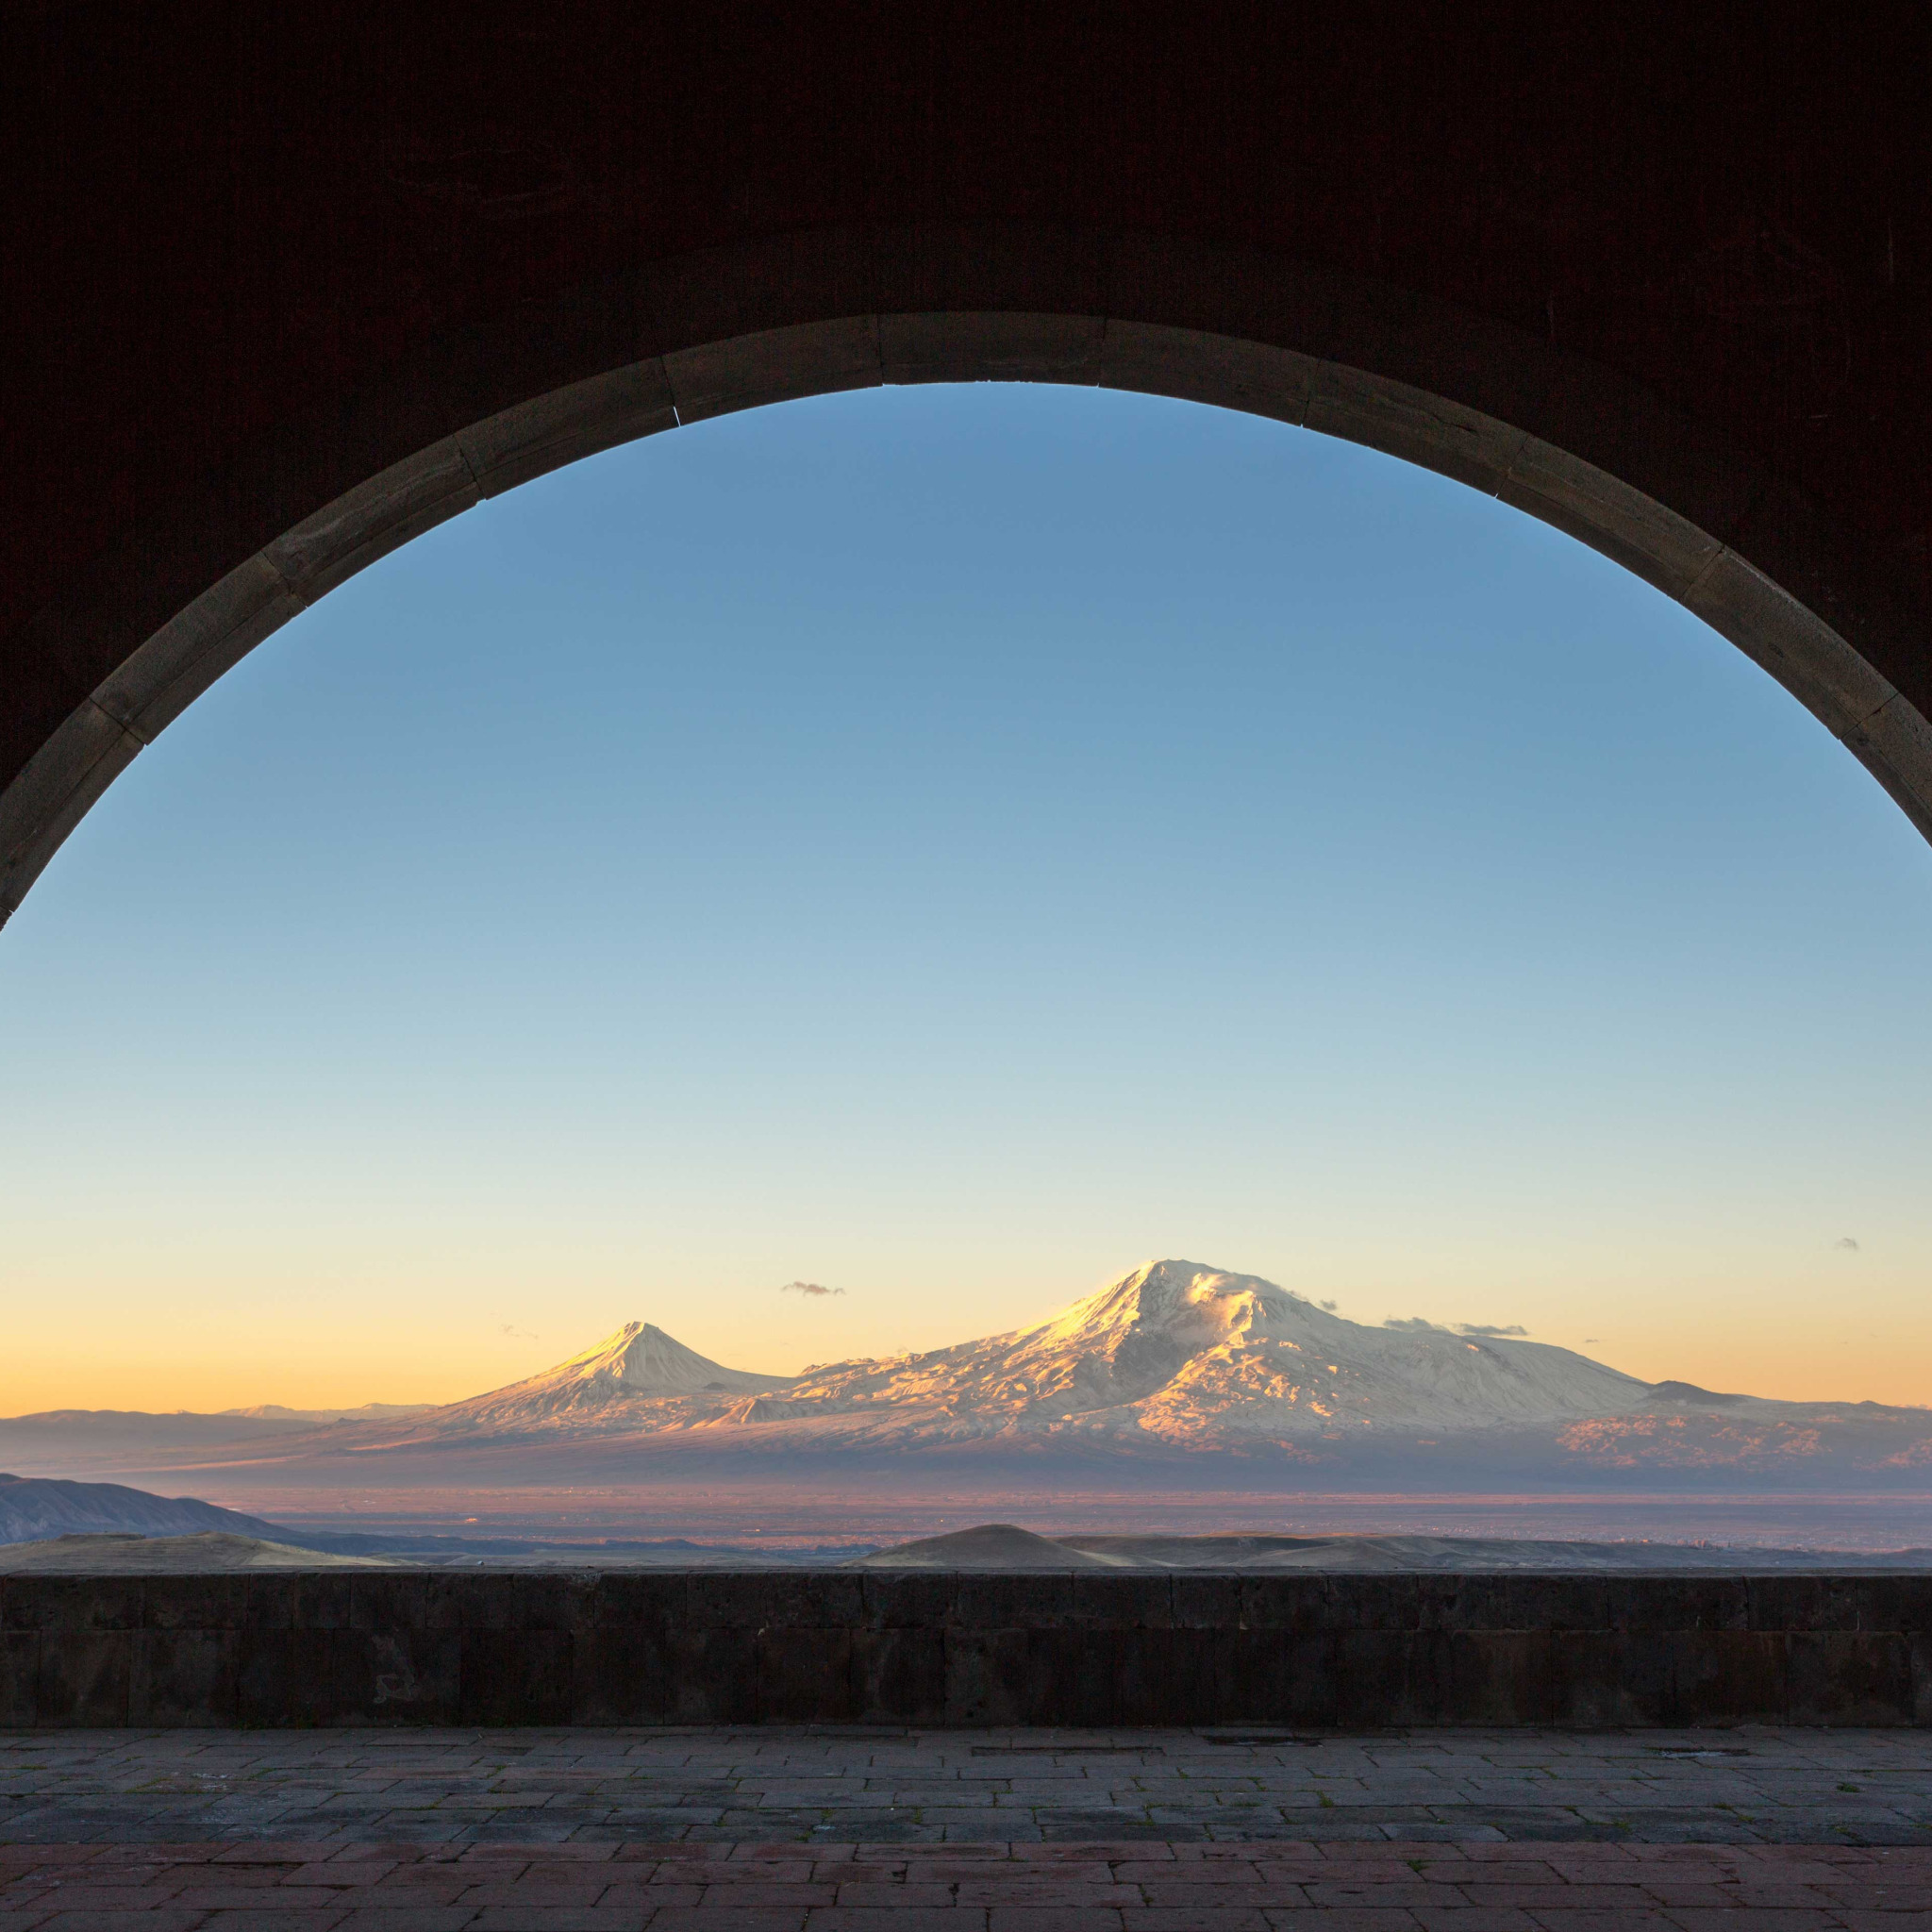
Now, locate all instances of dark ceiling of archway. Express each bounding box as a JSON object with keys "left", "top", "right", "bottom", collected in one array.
[{"left": 7, "top": 1, "right": 1930, "bottom": 796}]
